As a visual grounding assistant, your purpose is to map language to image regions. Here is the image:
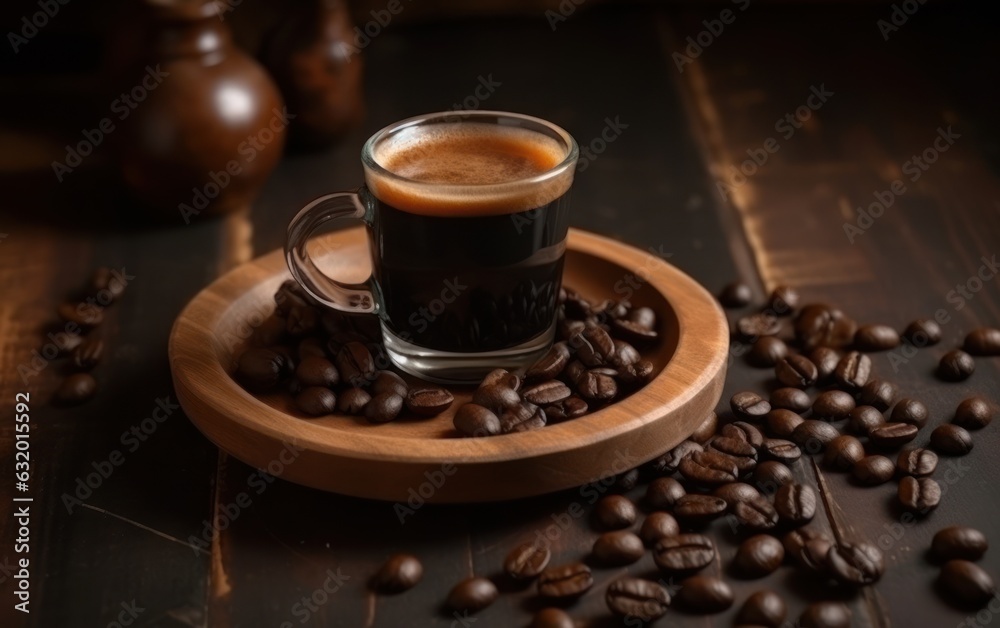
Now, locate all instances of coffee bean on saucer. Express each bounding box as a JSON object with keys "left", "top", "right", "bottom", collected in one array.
[
  {"left": 365, "top": 392, "right": 403, "bottom": 423},
  {"left": 852, "top": 455, "right": 895, "bottom": 486},
  {"left": 954, "top": 397, "right": 993, "bottom": 430},
  {"left": 731, "top": 391, "right": 771, "bottom": 420},
  {"left": 295, "top": 356, "right": 339, "bottom": 388},
  {"left": 748, "top": 336, "right": 789, "bottom": 368},
  {"left": 55, "top": 373, "right": 97, "bottom": 404},
  {"left": 574, "top": 327, "right": 615, "bottom": 366},
  {"left": 653, "top": 534, "right": 715, "bottom": 574},
  {"left": 736, "top": 589, "right": 787, "bottom": 627},
  {"left": 774, "top": 483, "right": 816, "bottom": 526},
  {"left": 522, "top": 380, "right": 572, "bottom": 405},
  {"left": 626, "top": 306, "right": 656, "bottom": 329},
  {"left": 903, "top": 318, "right": 942, "bottom": 346},
  {"left": 236, "top": 347, "right": 285, "bottom": 391},
  {"left": 593, "top": 495, "right": 637, "bottom": 530},
  {"left": 760, "top": 438, "right": 802, "bottom": 463},
  {"left": 770, "top": 387, "right": 811, "bottom": 413},
  {"left": 679, "top": 451, "right": 739, "bottom": 486},
  {"left": 645, "top": 440, "right": 703, "bottom": 475},
  {"left": 825, "top": 541, "right": 885, "bottom": 585},
  {"left": 611, "top": 318, "right": 658, "bottom": 344},
  {"left": 721, "top": 421, "right": 764, "bottom": 447},
  {"left": 790, "top": 420, "right": 839, "bottom": 452},
  {"left": 372, "top": 371, "right": 407, "bottom": 397},
  {"left": 807, "top": 347, "right": 841, "bottom": 383},
  {"left": 592, "top": 530, "right": 645, "bottom": 566},
  {"left": 858, "top": 379, "right": 898, "bottom": 412},
  {"left": 530, "top": 608, "right": 573, "bottom": 628},
  {"left": 295, "top": 337, "right": 325, "bottom": 361},
  {"left": 848, "top": 405, "right": 885, "bottom": 435},
  {"left": 752, "top": 461, "right": 793, "bottom": 493},
  {"left": 674, "top": 494, "right": 728, "bottom": 525},
  {"left": 335, "top": 341, "right": 375, "bottom": 386},
  {"left": 447, "top": 577, "right": 497, "bottom": 612},
  {"left": 295, "top": 387, "right": 336, "bottom": 416},
  {"left": 767, "top": 285, "right": 800, "bottom": 315},
  {"left": 800, "top": 602, "right": 852, "bottom": 628},
  {"left": 676, "top": 575, "right": 733, "bottom": 613},
  {"left": 72, "top": 336, "right": 104, "bottom": 370},
  {"left": 854, "top": 324, "right": 900, "bottom": 351},
  {"left": 645, "top": 477, "right": 686, "bottom": 510},
  {"left": 372, "top": 553, "right": 422, "bottom": 593},
  {"left": 765, "top": 409, "right": 804, "bottom": 438},
  {"left": 577, "top": 370, "right": 618, "bottom": 402},
  {"left": 544, "top": 396, "right": 588, "bottom": 422},
  {"left": 472, "top": 384, "right": 521, "bottom": 414},
  {"left": 732, "top": 494, "right": 779, "bottom": 531},
  {"left": 285, "top": 305, "right": 320, "bottom": 337},
  {"left": 504, "top": 542, "right": 551, "bottom": 580},
  {"left": 639, "top": 512, "right": 680, "bottom": 546},
  {"left": 938, "top": 560, "right": 997, "bottom": 606},
  {"left": 605, "top": 577, "right": 671, "bottom": 621},
  {"left": 58, "top": 302, "right": 103, "bottom": 328},
  {"left": 834, "top": 351, "right": 871, "bottom": 390},
  {"left": 823, "top": 435, "right": 865, "bottom": 471},
  {"left": 938, "top": 349, "right": 975, "bottom": 381},
  {"left": 896, "top": 448, "right": 938, "bottom": 477},
  {"left": 609, "top": 340, "right": 641, "bottom": 369},
  {"left": 775, "top": 355, "right": 818, "bottom": 388},
  {"left": 869, "top": 422, "right": 918, "bottom": 449},
  {"left": 964, "top": 327, "right": 1000, "bottom": 355},
  {"left": 691, "top": 412, "right": 719, "bottom": 444},
  {"left": 930, "top": 424, "right": 973, "bottom": 455},
  {"left": 736, "top": 313, "right": 781, "bottom": 340},
  {"left": 337, "top": 387, "right": 371, "bottom": 415},
  {"left": 733, "top": 534, "right": 784, "bottom": 578},
  {"left": 405, "top": 387, "right": 453, "bottom": 416},
  {"left": 526, "top": 343, "right": 570, "bottom": 381},
  {"left": 499, "top": 402, "right": 546, "bottom": 433},
  {"left": 617, "top": 359, "right": 655, "bottom": 388},
  {"left": 719, "top": 281, "right": 752, "bottom": 308},
  {"left": 898, "top": 476, "right": 942, "bottom": 513},
  {"left": 812, "top": 390, "right": 855, "bottom": 421},
  {"left": 932, "top": 526, "right": 988, "bottom": 562},
  {"left": 537, "top": 563, "right": 593, "bottom": 599},
  {"left": 481, "top": 368, "right": 521, "bottom": 390},
  {"left": 454, "top": 404, "right": 500, "bottom": 437}
]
